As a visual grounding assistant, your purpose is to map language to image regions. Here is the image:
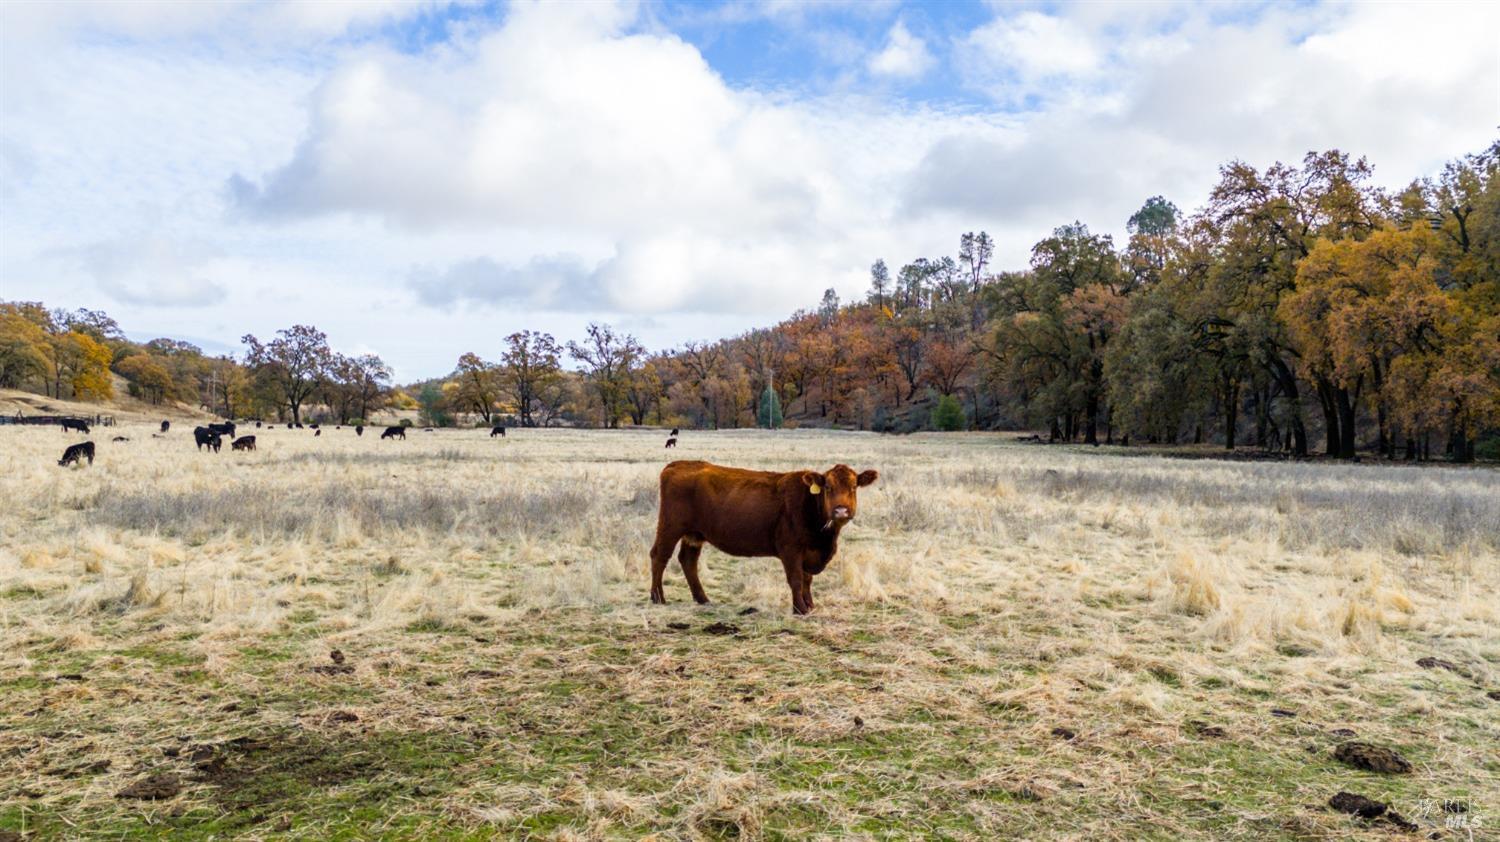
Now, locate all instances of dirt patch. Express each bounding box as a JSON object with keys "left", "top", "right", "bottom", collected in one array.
[
  {"left": 116, "top": 773, "right": 182, "bottom": 800},
  {"left": 187, "top": 733, "right": 378, "bottom": 812},
  {"left": 1188, "top": 721, "right": 1228, "bottom": 739}
]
